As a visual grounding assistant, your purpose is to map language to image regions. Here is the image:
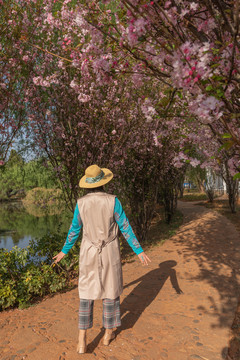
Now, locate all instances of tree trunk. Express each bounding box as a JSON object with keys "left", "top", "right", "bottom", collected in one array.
[
  {"left": 206, "top": 188, "right": 215, "bottom": 203},
  {"left": 222, "top": 160, "right": 239, "bottom": 214},
  {"left": 195, "top": 174, "right": 204, "bottom": 192},
  {"left": 227, "top": 179, "right": 239, "bottom": 213},
  {"left": 178, "top": 180, "right": 184, "bottom": 198},
  {"left": 204, "top": 169, "right": 216, "bottom": 203},
  {"left": 162, "top": 187, "right": 178, "bottom": 224},
  {"left": 129, "top": 189, "right": 158, "bottom": 243}
]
